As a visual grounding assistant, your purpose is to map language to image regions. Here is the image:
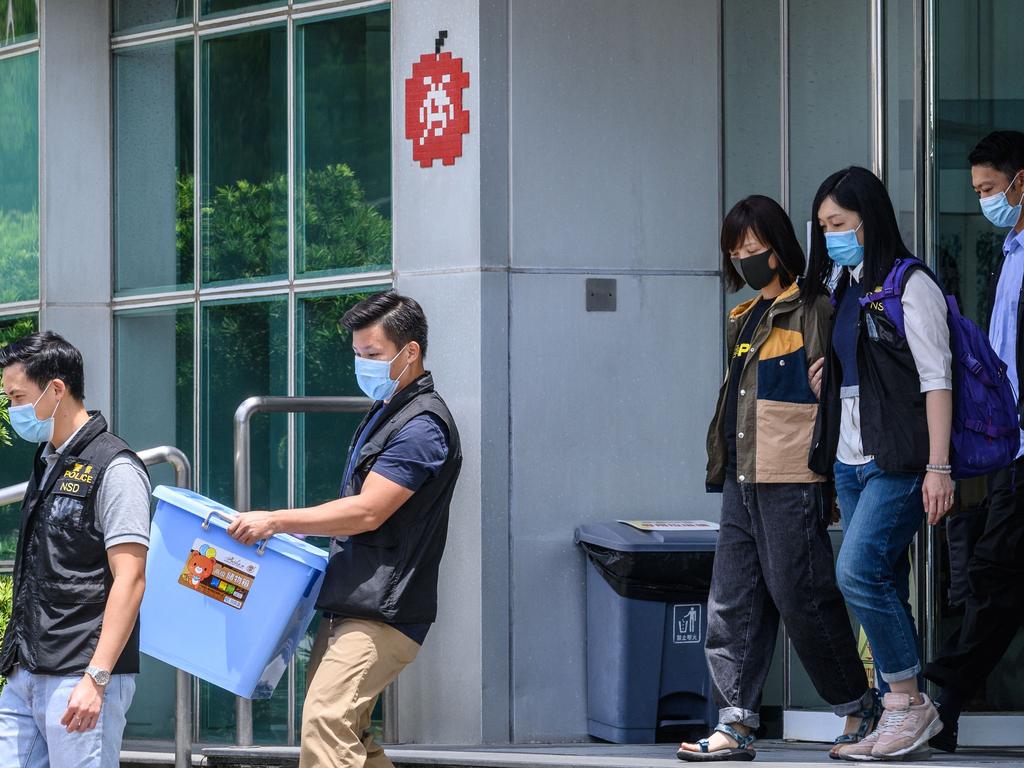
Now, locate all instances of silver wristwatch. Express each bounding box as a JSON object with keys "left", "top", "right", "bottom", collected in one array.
[{"left": 85, "top": 666, "right": 111, "bottom": 686}]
